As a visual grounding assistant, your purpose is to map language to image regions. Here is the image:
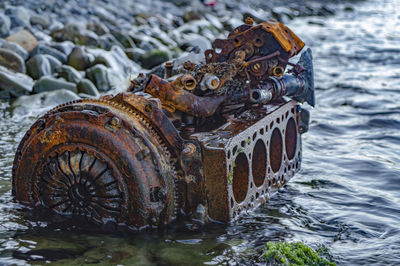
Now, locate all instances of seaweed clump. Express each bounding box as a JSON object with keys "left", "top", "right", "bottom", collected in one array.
[{"left": 262, "top": 242, "right": 335, "bottom": 265}]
